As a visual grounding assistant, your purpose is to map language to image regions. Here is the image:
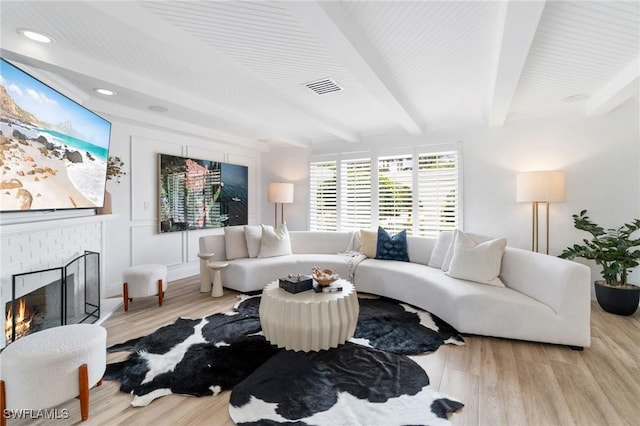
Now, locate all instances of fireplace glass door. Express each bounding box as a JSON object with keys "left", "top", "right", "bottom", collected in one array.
[{"left": 6, "top": 251, "right": 100, "bottom": 344}]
